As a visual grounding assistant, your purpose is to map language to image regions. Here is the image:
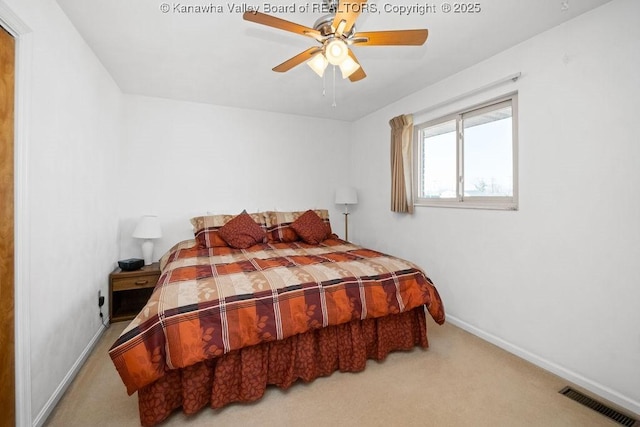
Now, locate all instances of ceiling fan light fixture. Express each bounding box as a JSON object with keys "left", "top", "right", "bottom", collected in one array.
[
  {"left": 339, "top": 56, "right": 360, "bottom": 79},
  {"left": 325, "top": 38, "right": 348, "bottom": 65},
  {"left": 307, "top": 53, "right": 329, "bottom": 77},
  {"left": 243, "top": 6, "right": 429, "bottom": 84}
]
